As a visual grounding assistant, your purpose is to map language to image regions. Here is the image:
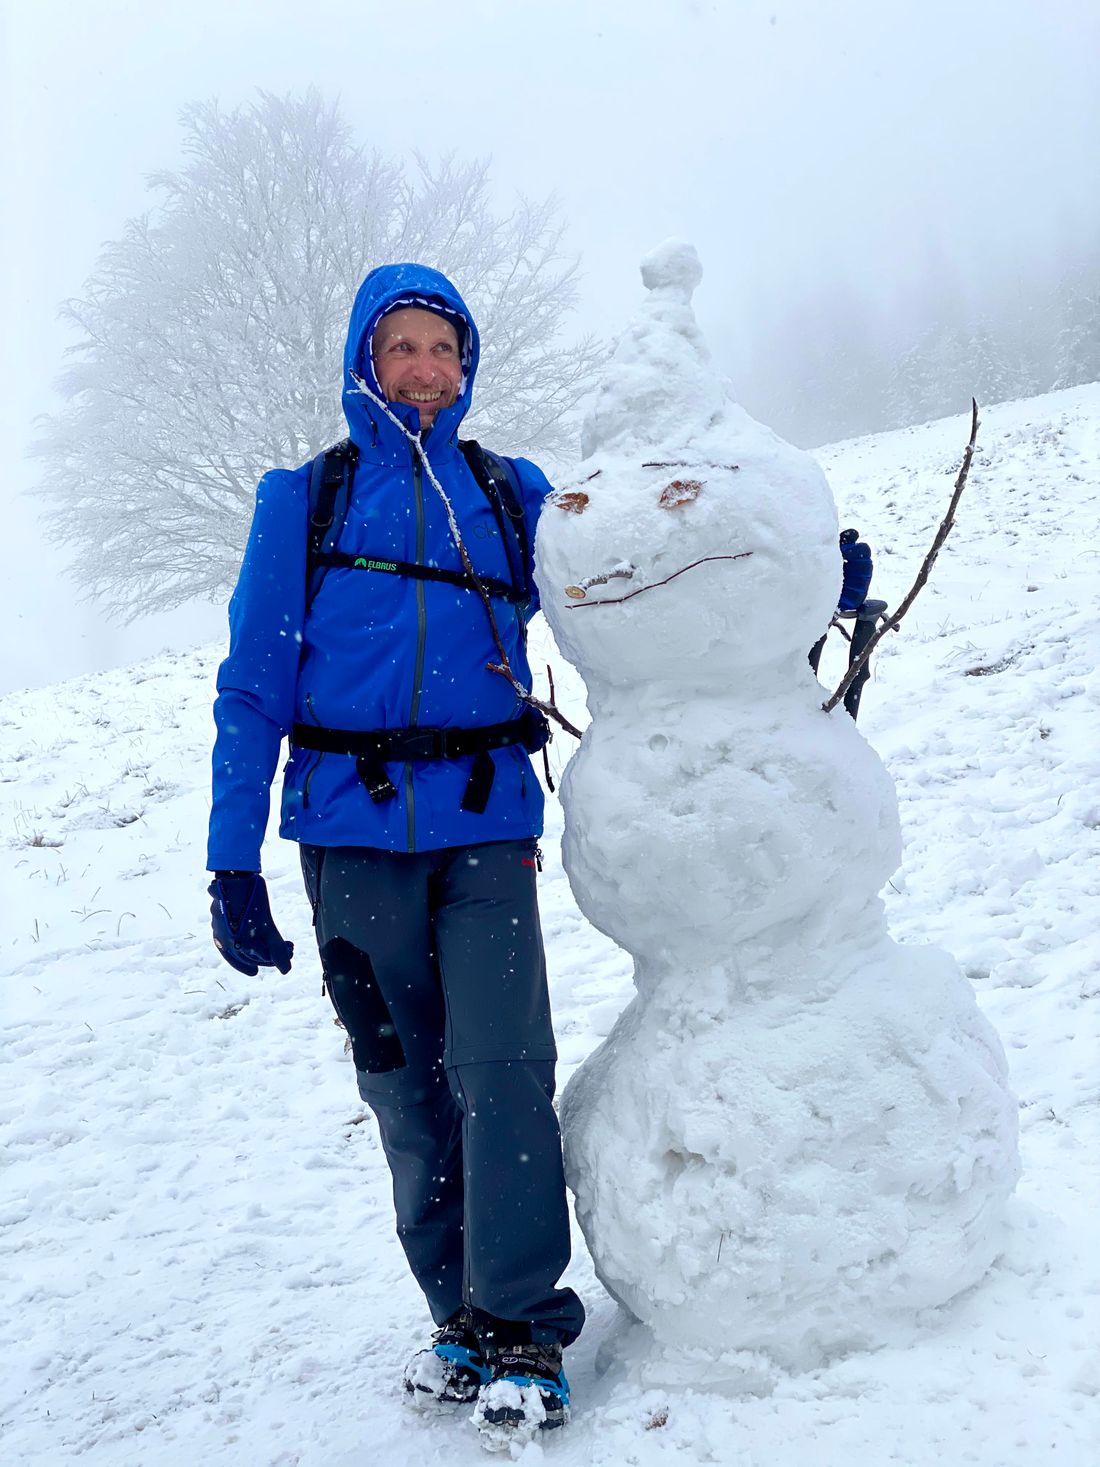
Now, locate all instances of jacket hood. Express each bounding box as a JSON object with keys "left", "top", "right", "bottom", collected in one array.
[{"left": 341, "top": 263, "right": 481, "bottom": 455}]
